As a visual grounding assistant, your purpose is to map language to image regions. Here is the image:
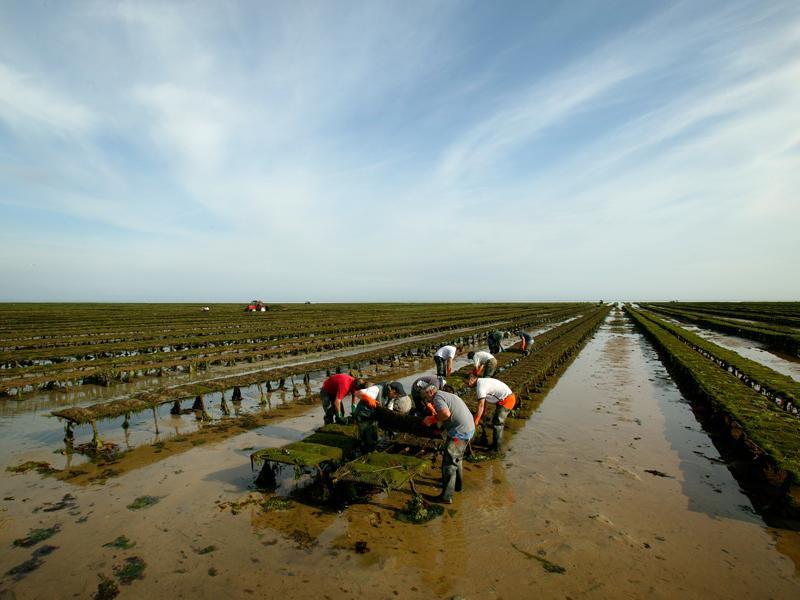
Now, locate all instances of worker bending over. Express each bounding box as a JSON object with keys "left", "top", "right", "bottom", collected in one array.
[
  {"left": 410, "top": 375, "right": 446, "bottom": 416},
  {"left": 487, "top": 331, "right": 504, "bottom": 354},
  {"left": 466, "top": 373, "right": 516, "bottom": 451},
  {"left": 517, "top": 330, "right": 534, "bottom": 356},
  {"left": 352, "top": 381, "right": 407, "bottom": 451},
  {"left": 420, "top": 385, "right": 475, "bottom": 503},
  {"left": 320, "top": 373, "right": 367, "bottom": 424},
  {"left": 433, "top": 344, "right": 459, "bottom": 377},
  {"left": 467, "top": 350, "right": 497, "bottom": 378}
]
